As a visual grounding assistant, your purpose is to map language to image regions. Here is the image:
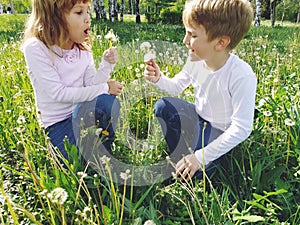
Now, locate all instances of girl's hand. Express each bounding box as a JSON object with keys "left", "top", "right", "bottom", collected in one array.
[
  {"left": 108, "top": 80, "right": 123, "bottom": 96},
  {"left": 103, "top": 47, "right": 118, "bottom": 64},
  {"left": 144, "top": 59, "right": 161, "bottom": 83},
  {"left": 175, "top": 154, "right": 201, "bottom": 182}
]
